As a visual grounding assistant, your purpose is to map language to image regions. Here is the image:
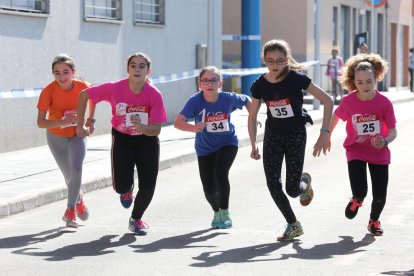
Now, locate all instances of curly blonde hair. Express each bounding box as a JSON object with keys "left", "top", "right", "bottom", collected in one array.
[{"left": 340, "top": 53, "right": 388, "bottom": 91}]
